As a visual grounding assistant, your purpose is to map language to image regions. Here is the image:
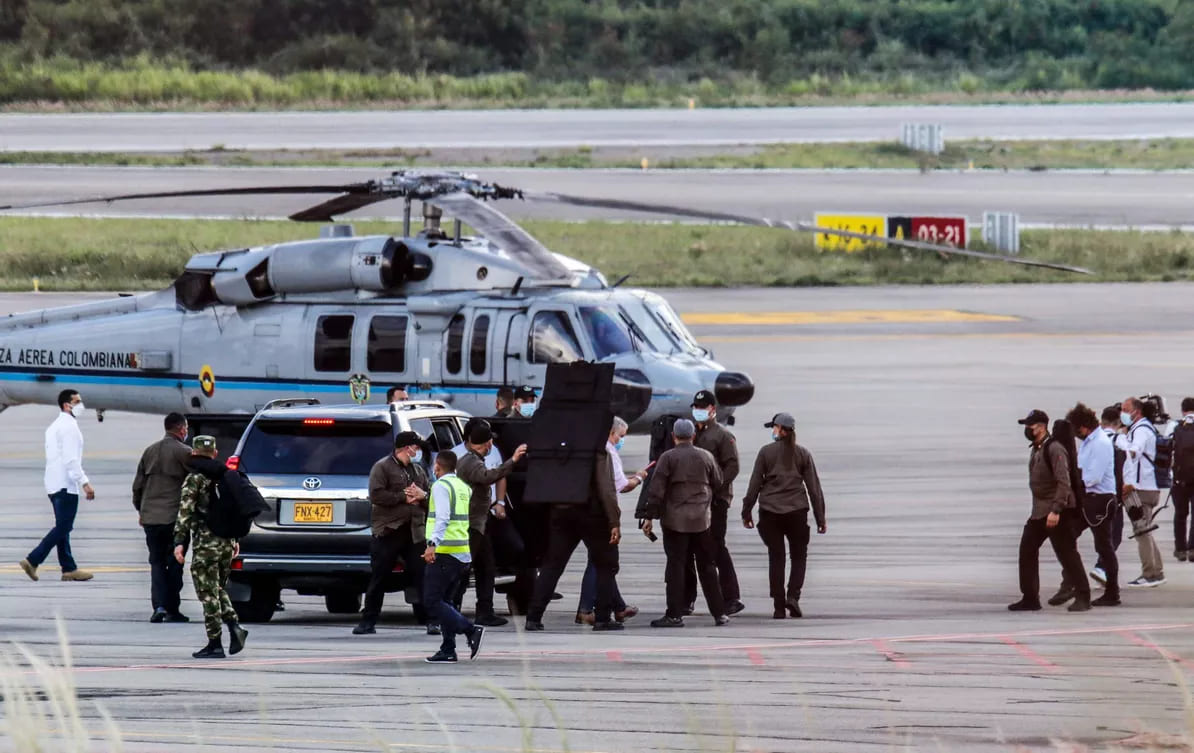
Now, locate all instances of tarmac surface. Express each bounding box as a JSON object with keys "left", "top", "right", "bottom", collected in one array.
[
  {"left": 4, "top": 103, "right": 1194, "bottom": 151},
  {"left": 6, "top": 165, "right": 1194, "bottom": 227},
  {"left": 3, "top": 283, "right": 1194, "bottom": 752}
]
